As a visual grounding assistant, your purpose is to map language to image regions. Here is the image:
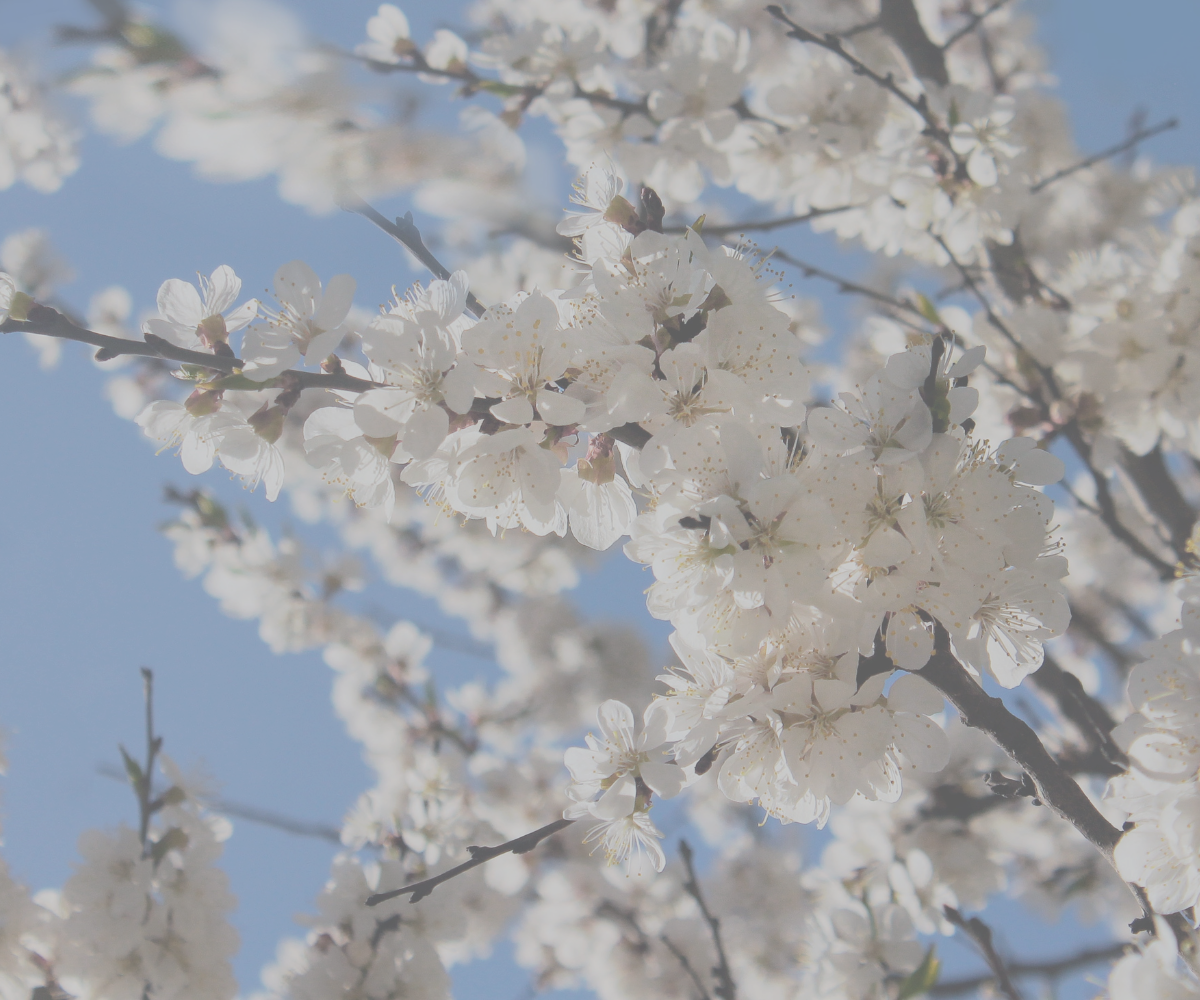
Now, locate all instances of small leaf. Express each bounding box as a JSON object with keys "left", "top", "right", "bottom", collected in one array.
[
  {"left": 476, "top": 80, "right": 526, "bottom": 97},
  {"left": 897, "top": 944, "right": 940, "bottom": 1000},
  {"left": 915, "top": 293, "right": 942, "bottom": 326},
  {"left": 119, "top": 746, "right": 144, "bottom": 790},
  {"left": 690, "top": 214, "right": 706, "bottom": 233},
  {"left": 150, "top": 785, "right": 188, "bottom": 813},
  {"left": 150, "top": 827, "right": 189, "bottom": 865}
]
